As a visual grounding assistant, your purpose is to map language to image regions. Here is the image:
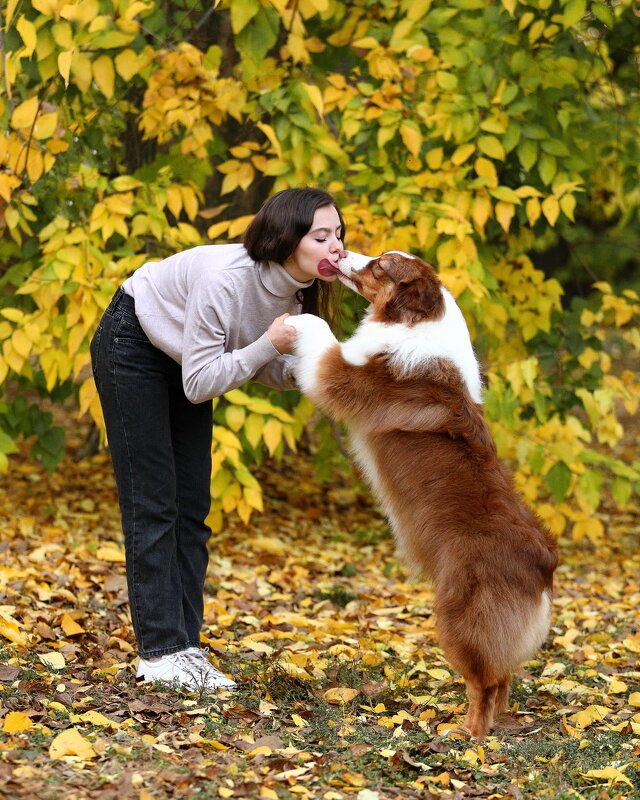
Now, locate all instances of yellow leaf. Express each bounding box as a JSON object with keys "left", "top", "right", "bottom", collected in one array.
[
  {"left": 33, "top": 111, "right": 59, "bottom": 140},
  {"left": 3, "top": 711, "right": 33, "bottom": 733},
  {"left": 60, "top": 613, "right": 84, "bottom": 637},
  {"left": 399, "top": 123, "right": 422, "bottom": 157},
  {"left": 39, "top": 652, "right": 66, "bottom": 670},
  {"left": 70, "top": 710, "right": 118, "bottom": 727},
  {"left": 92, "top": 55, "right": 115, "bottom": 99},
  {"left": 96, "top": 545, "right": 126, "bottom": 562},
  {"left": 225, "top": 404, "right": 246, "bottom": 432},
  {"left": 11, "top": 329, "right": 31, "bottom": 359},
  {"left": 5, "top": 0, "right": 21, "bottom": 27},
  {"left": 244, "top": 413, "right": 264, "bottom": 449},
  {"left": 541, "top": 195, "right": 560, "bottom": 226},
  {"left": 471, "top": 193, "right": 492, "bottom": 233},
  {"left": 451, "top": 143, "right": 475, "bottom": 165},
  {"left": 525, "top": 197, "right": 541, "bottom": 226},
  {"left": 495, "top": 201, "right": 515, "bottom": 233},
  {"left": 568, "top": 705, "right": 610, "bottom": 729},
  {"left": 256, "top": 122, "right": 282, "bottom": 158},
  {"left": 0, "top": 617, "right": 28, "bottom": 646},
  {"left": 224, "top": 388, "right": 251, "bottom": 405},
  {"left": 303, "top": 83, "right": 324, "bottom": 117},
  {"left": 11, "top": 96, "right": 39, "bottom": 130},
  {"left": 252, "top": 536, "right": 286, "bottom": 555},
  {"left": 221, "top": 482, "right": 241, "bottom": 513},
  {"left": 243, "top": 487, "right": 263, "bottom": 512},
  {"left": 70, "top": 51, "right": 92, "bottom": 92},
  {"left": 166, "top": 185, "right": 182, "bottom": 219},
  {"left": 16, "top": 16, "right": 38, "bottom": 58},
  {"left": 228, "top": 215, "right": 252, "bottom": 238},
  {"left": 213, "top": 426, "right": 241, "bottom": 449},
  {"left": 474, "top": 157, "right": 498, "bottom": 187},
  {"left": 262, "top": 418, "right": 282, "bottom": 456},
  {"left": 426, "top": 147, "right": 443, "bottom": 170},
  {"left": 324, "top": 687, "right": 359, "bottom": 705},
  {"left": 58, "top": 51, "right": 73, "bottom": 88},
  {"left": 49, "top": 727, "right": 97, "bottom": 760},
  {"left": 291, "top": 713, "right": 308, "bottom": 727},
  {"left": 560, "top": 193, "right": 576, "bottom": 221},
  {"left": 580, "top": 766, "right": 632, "bottom": 787},
  {"left": 477, "top": 135, "right": 505, "bottom": 160},
  {"left": 629, "top": 692, "right": 640, "bottom": 707}
]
